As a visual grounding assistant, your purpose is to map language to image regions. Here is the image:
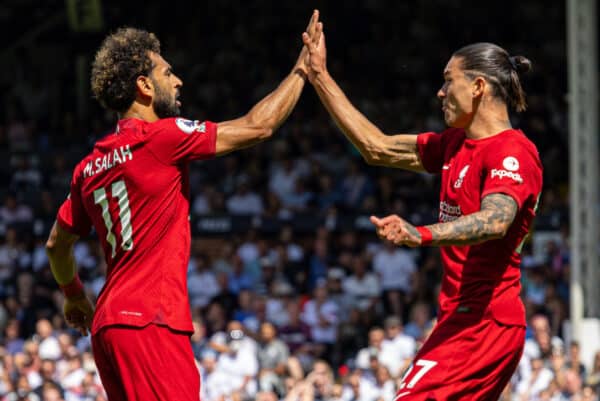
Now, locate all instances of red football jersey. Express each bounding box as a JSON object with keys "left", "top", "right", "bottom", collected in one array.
[
  {"left": 57, "top": 117, "right": 217, "bottom": 334},
  {"left": 417, "top": 128, "right": 542, "bottom": 326}
]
